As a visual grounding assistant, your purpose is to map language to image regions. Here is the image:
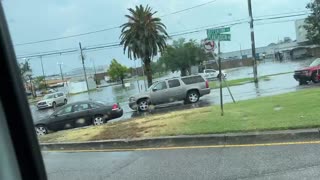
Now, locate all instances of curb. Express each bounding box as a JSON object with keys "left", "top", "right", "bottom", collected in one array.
[{"left": 40, "top": 128, "right": 320, "bottom": 151}]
